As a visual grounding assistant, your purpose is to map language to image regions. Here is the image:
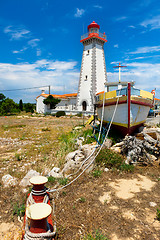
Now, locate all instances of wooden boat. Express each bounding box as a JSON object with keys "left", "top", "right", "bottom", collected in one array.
[{"left": 96, "top": 81, "right": 154, "bottom": 136}]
